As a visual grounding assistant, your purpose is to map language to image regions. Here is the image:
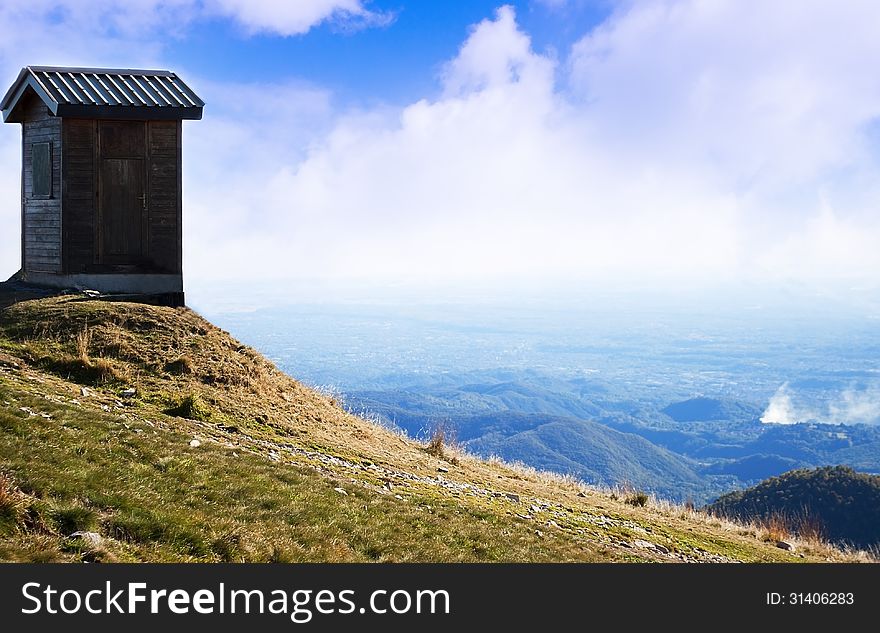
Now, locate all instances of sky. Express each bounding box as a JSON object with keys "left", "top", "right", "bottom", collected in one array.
[{"left": 1, "top": 0, "right": 880, "bottom": 293}]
